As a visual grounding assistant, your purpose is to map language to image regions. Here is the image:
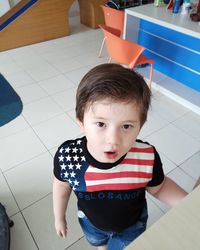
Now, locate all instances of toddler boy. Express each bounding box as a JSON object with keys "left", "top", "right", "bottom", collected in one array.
[{"left": 53, "top": 64, "right": 187, "bottom": 250}]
